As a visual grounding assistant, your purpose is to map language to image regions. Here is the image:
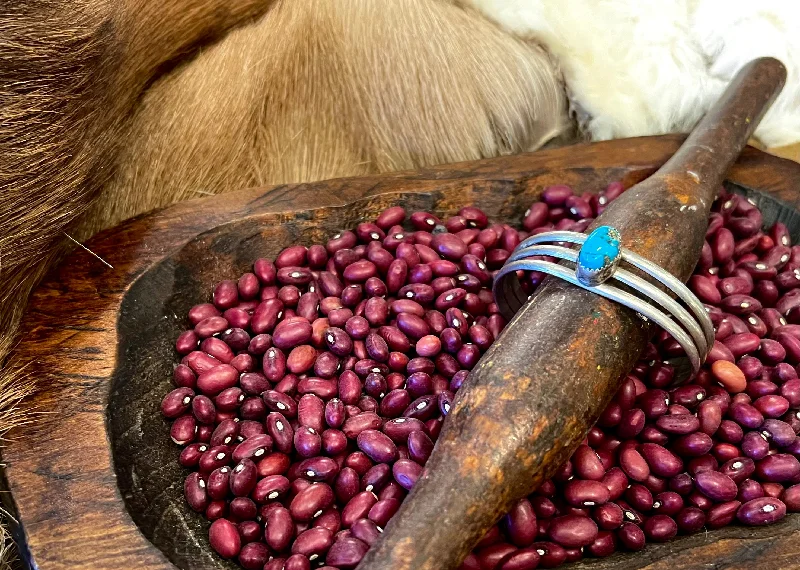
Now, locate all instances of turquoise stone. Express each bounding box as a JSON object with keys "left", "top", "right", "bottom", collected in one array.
[{"left": 579, "top": 226, "right": 621, "bottom": 270}]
